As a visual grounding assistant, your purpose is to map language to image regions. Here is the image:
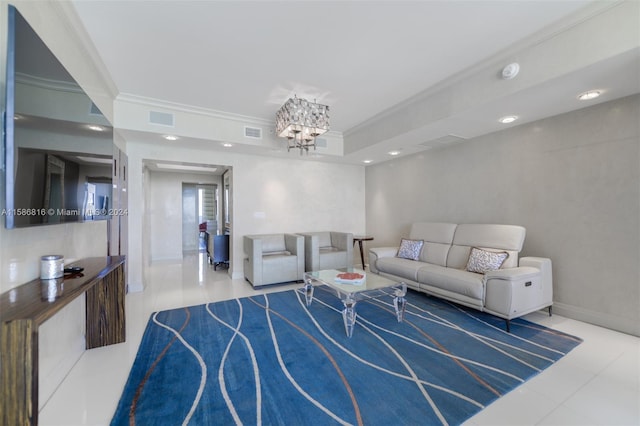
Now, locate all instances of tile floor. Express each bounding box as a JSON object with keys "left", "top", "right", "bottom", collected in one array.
[{"left": 39, "top": 252, "right": 640, "bottom": 425}]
